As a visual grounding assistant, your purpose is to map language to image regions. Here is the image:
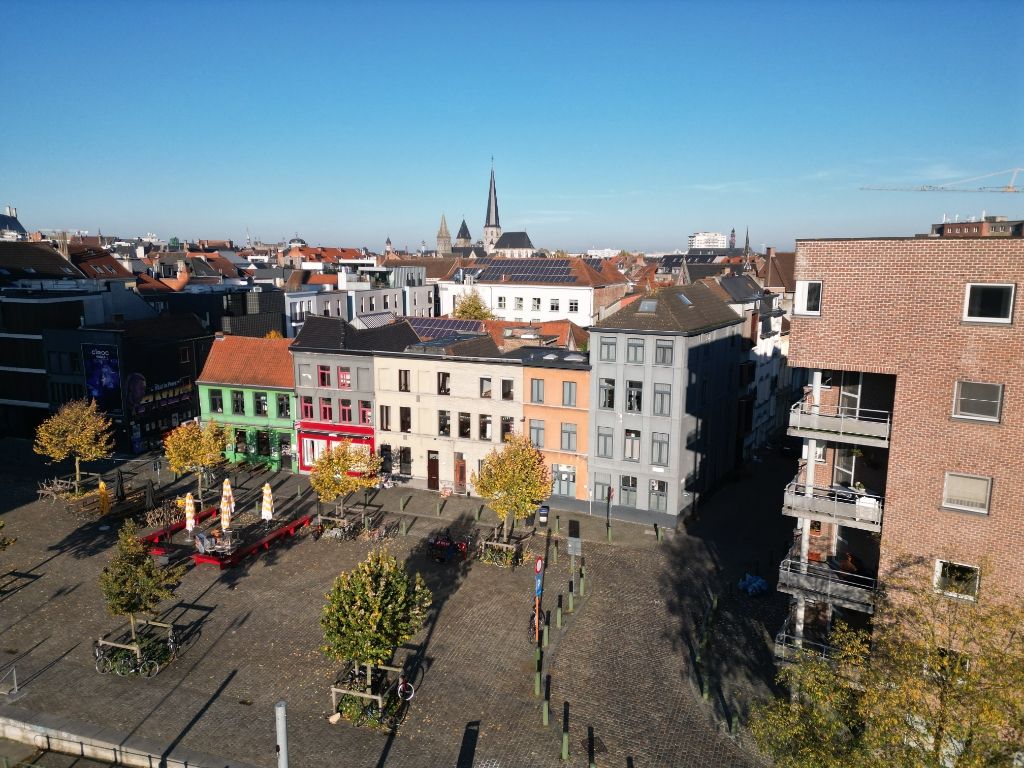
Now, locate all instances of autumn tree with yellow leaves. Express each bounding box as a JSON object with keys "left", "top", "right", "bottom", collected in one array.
[
  {"left": 309, "top": 441, "right": 383, "bottom": 515},
  {"left": 471, "top": 432, "right": 550, "bottom": 540},
  {"left": 34, "top": 398, "right": 115, "bottom": 493},
  {"left": 163, "top": 420, "right": 226, "bottom": 507},
  {"left": 451, "top": 288, "right": 495, "bottom": 320}
]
